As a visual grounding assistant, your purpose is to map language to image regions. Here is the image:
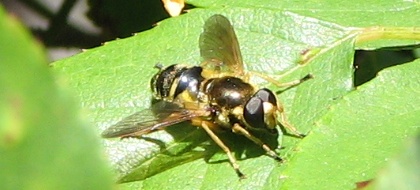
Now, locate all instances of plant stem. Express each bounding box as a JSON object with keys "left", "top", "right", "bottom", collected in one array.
[{"left": 355, "top": 27, "right": 420, "bottom": 44}]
